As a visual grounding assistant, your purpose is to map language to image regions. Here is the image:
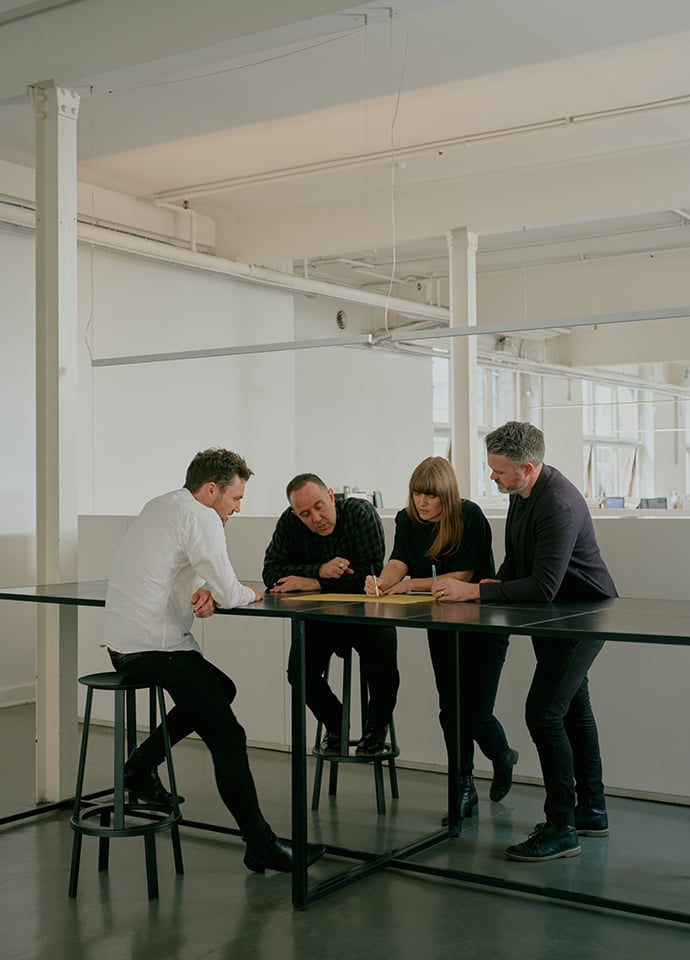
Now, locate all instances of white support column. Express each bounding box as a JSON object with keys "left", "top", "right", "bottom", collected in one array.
[
  {"left": 447, "top": 227, "right": 479, "bottom": 498},
  {"left": 31, "top": 80, "right": 80, "bottom": 802}
]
